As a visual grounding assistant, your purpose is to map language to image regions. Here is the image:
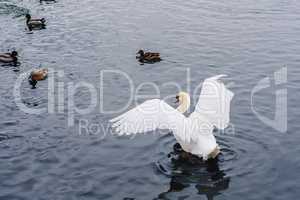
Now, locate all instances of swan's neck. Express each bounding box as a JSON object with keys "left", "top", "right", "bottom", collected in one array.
[{"left": 177, "top": 97, "right": 190, "bottom": 114}]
